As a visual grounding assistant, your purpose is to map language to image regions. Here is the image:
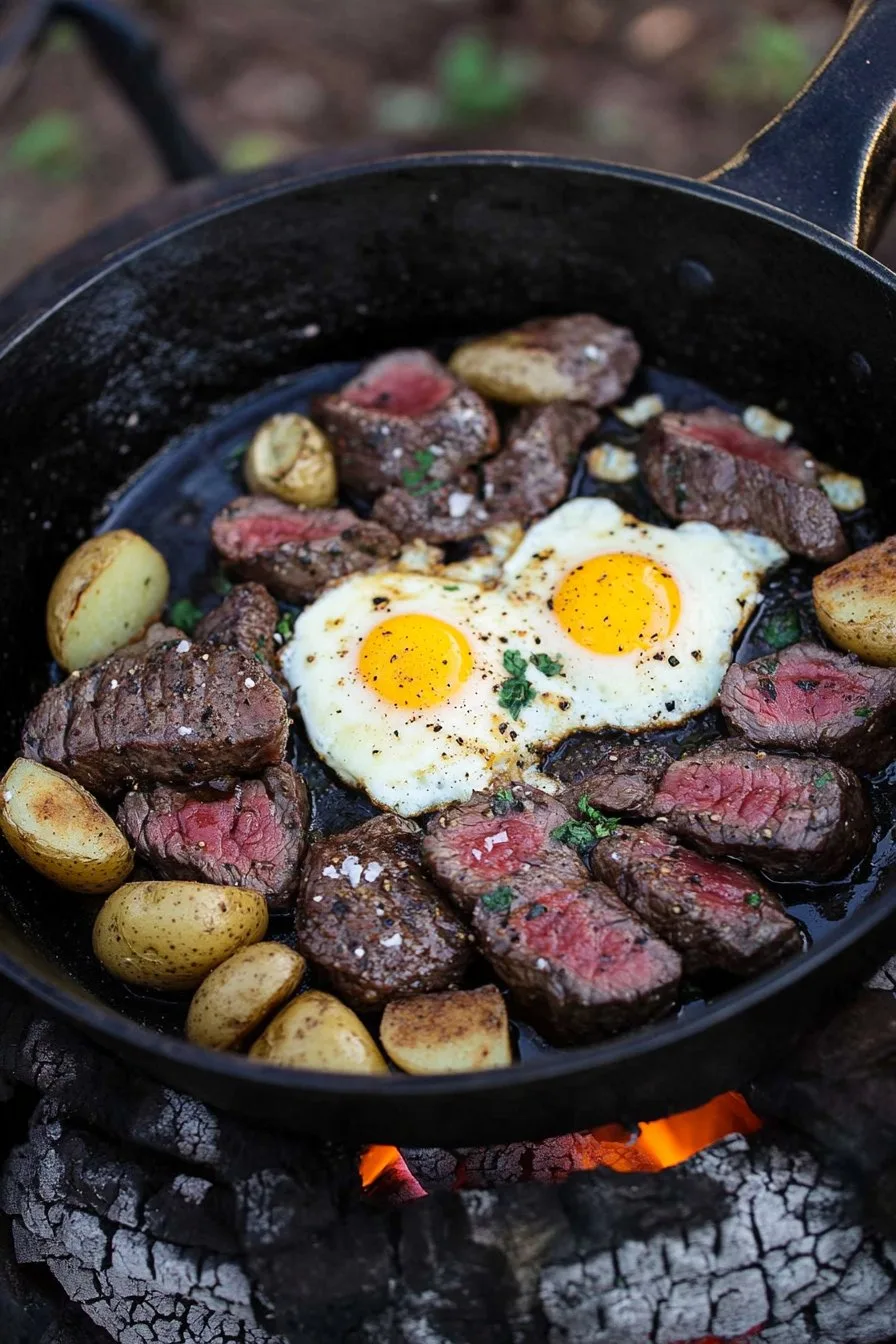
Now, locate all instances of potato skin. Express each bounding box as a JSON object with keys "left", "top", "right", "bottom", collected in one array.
[
  {"left": 0, "top": 757, "right": 133, "bottom": 895},
  {"left": 450, "top": 335, "right": 573, "bottom": 405},
  {"left": 249, "top": 990, "right": 389, "bottom": 1075},
  {"left": 380, "top": 985, "right": 512, "bottom": 1074},
  {"left": 47, "top": 529, "right": 169, "bottom": 671},
  {"left": 93, "top": 881, "right": 268, "bottom": 991},
  {"left": 813, "top": 536, "right": 896, "bottom": 665},
  {"left": 186, "top": 942, "right": 305, "bottom": 1051},
  {"left": 244, "top": 413, "right": 338, "bottom": 508}
]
